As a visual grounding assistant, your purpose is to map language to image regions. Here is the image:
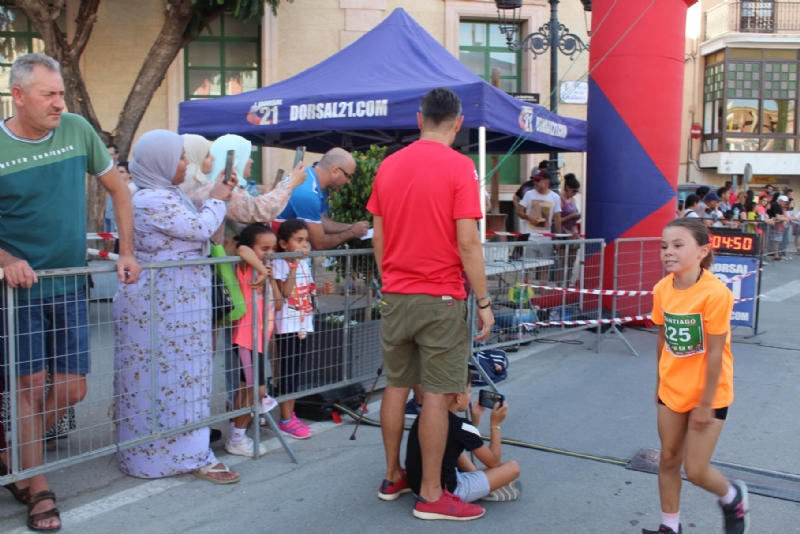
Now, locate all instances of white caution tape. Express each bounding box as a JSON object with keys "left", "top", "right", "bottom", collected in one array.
[
  {"left": 733, "top": 294, "right": 766, "bottom": 304},
  {"left": 520, "top": 315, "right": 652, "bottom": 328},
  {"left": 520, "top": 294, "right": 763, "bottom": 328},
  {"left": 718, "top": 268, "right": 762, "bottom": 283},
  {"left": 87, "top": 248, "right": 120, "bottom": 261},
  {"left": 525, "top": 269, "right": 762, "bottom": 297},
  {"left": 525, "top": 285, "right": 651, "bottom": 296},
  {"left": 87, "top": 232, "right": 118, "bottom": 241}
]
